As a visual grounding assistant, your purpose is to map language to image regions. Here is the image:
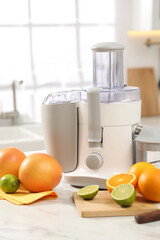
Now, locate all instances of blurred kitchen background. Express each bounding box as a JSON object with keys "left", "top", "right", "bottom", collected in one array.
[{"left": 0, "top": 0, "right": 160, "bottom": 125}]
